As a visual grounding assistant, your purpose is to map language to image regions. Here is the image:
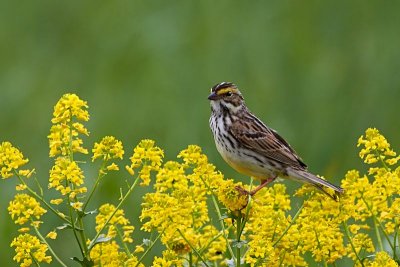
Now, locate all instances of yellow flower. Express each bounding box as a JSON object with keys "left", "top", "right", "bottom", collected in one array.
[
  {"left": 95, "top": 204, "right": 135, "bottom": 243},
  {"left": 50, "top": 198, "right": 63, "bottom": 205},
  {"left": 127, "top": 139, "right": 164, "bottom": 186},
  {"left": 11, "top": 233, "right": 52, "bottom": 266},
  {"left": 51, "top": 93, "right": 89, "bottom": 124},
  {"left": 0, "top": 142, "right": 29, "bottom": 179},
  {"left": 177, "top": 145, "right": 208, "bottom": 167},
  {"left": 216, "top": 179, "right": 248, "bottom": 211},
  {"left": 346, "top": 233, "right": 374, "bottom": 261},
  {"left": 90, "top": 241, "right": 143, "bottom": 267},
  {"left": 245, "top": 184, "right": 308, "bottom": 266},
  {"left": 106, "top": 163, "right": 119, "bottom": 171},
  {"left": 92, "top": 136, "right": 124, "bottom": 162},
  {"left": 152, "top": 250, "right": 183, "bottom": 267},
  {"left": 18, "top": 169, "right": 34, "bottom": 178},
  {"left": 368, "top": 251, "right": 398, "bottom": 267},
  {"left": 134, "top": 245, "right": 145, "bottom": 253},
  {"left": 358, "top": 128, "right": 398, "bottom": 165},
  {"left": 8, "top": 194, "right": 47, "bottom": 226},
  {"left": 71, "top": 201, "right": 83, "bottom": 211},
  {"left": 16, "top": 184, "right": 27, "bottom": 191},
  {"left": 154, "top": 161, "right": 187, "bottom": 192},
  {"left": 46, "top": 231, "right": 57, "bottom": 239},
  {"left": 48, "top": 157, "right": 87, "bottom": 199},
  {"left": 48, "top": 93, "right": 89, "bottom": 157},
  {"left": 140, "top": 146, "right": 225, "bottom": 262}
]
